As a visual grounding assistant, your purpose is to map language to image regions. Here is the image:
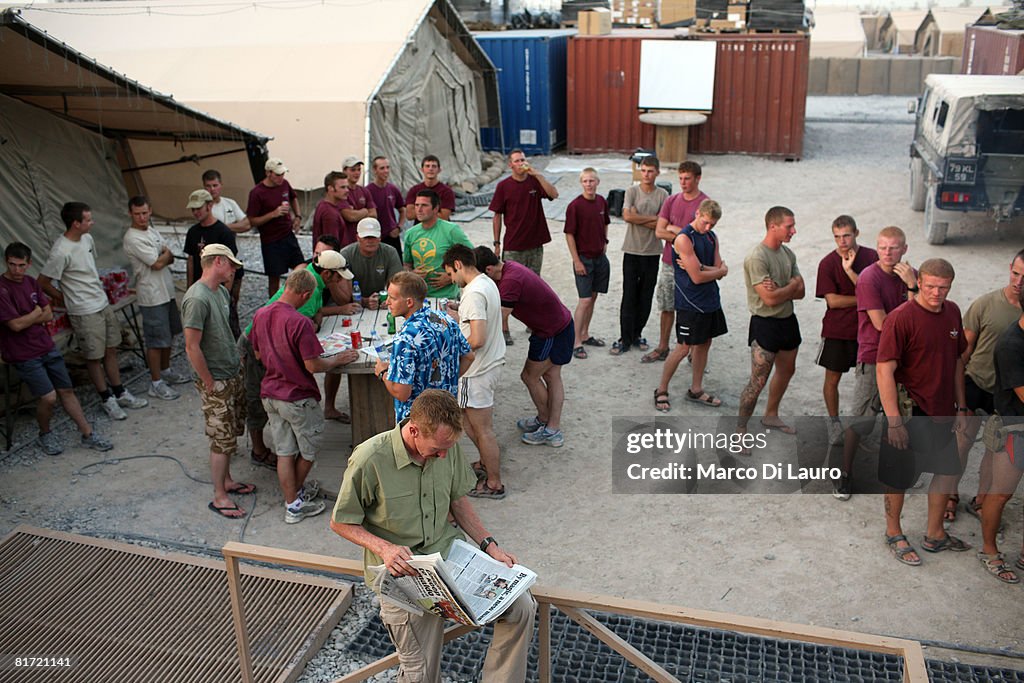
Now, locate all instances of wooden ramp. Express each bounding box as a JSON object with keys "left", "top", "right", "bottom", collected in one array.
[{"left": 0, "top": 526, "right": 352, "bottom": 683}]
